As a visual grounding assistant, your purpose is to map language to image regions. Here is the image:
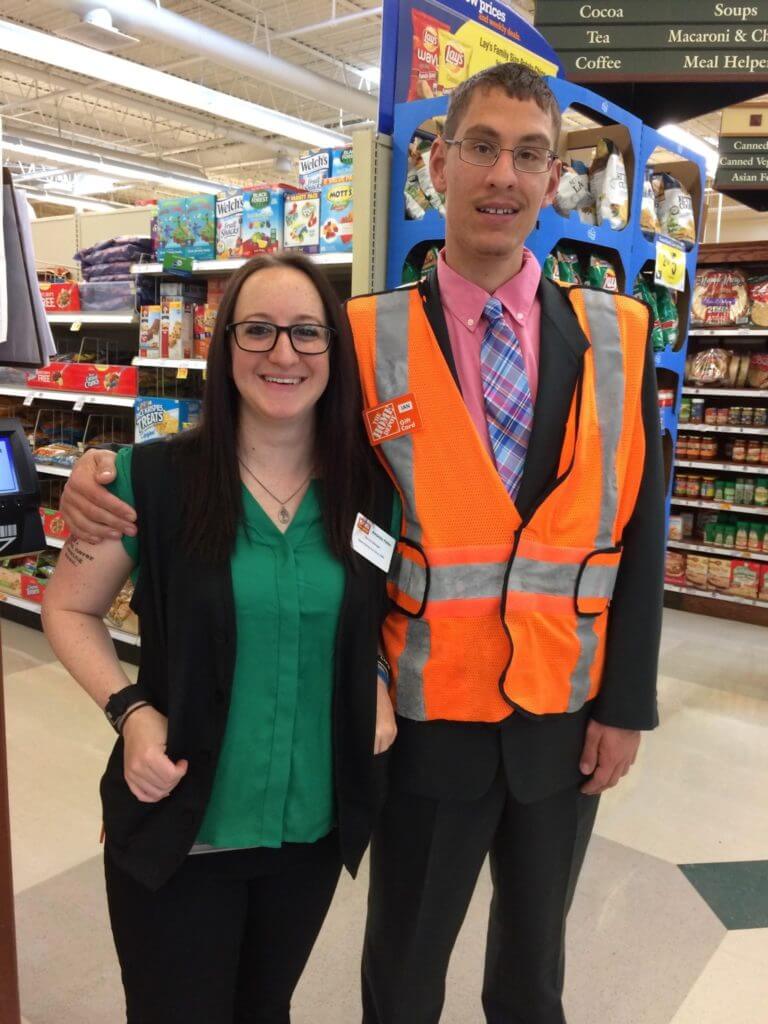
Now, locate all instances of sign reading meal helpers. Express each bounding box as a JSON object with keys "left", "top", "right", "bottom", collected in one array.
[
  {"left": 378, "top": 0, "right": 563, "bottom": 134},
  {"left": 534, "top": 1, "right": 768, "bottom": 80}
]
